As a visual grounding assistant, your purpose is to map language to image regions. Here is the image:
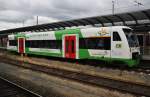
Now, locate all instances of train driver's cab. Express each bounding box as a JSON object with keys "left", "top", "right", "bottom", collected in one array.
[{"left": 123, "top": 28, "right": 140, "bottom": 60}]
